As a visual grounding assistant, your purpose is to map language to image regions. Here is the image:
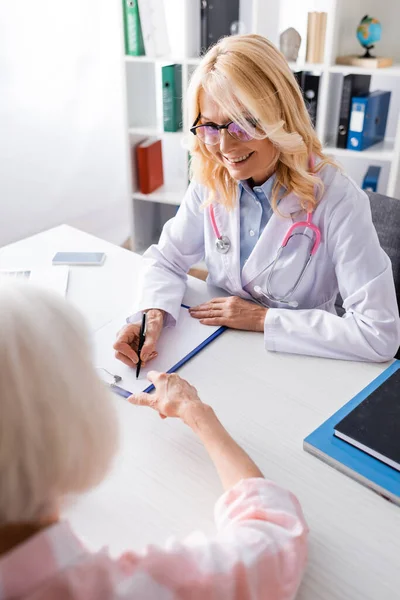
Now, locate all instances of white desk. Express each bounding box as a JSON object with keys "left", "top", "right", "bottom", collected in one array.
[{"left": 2, "top": 225, "right": 399, "bottom": 600}]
